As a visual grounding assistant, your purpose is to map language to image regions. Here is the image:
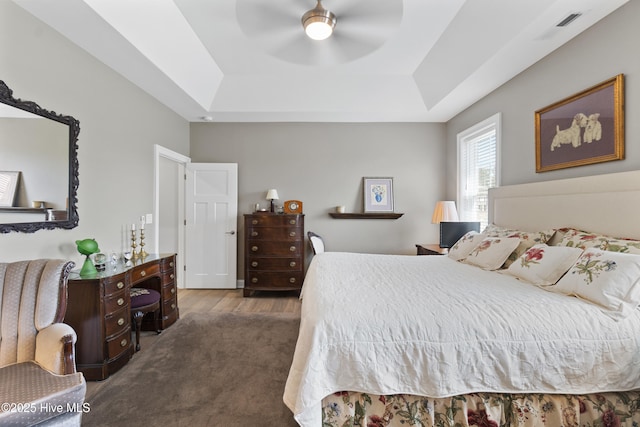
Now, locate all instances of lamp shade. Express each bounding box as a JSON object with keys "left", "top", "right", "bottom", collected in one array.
[
  {"left": 266, "top": 189, "right": 279, "bottom": 201},
  {"left": 431, "top": 201, "right": 459, "bottom": 223}
]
